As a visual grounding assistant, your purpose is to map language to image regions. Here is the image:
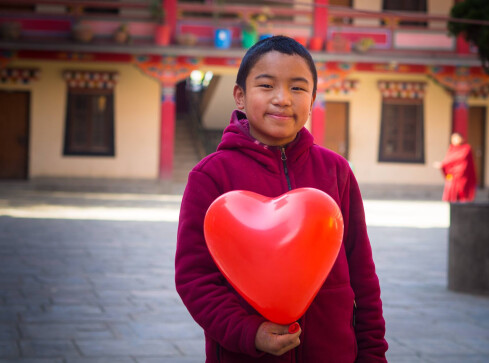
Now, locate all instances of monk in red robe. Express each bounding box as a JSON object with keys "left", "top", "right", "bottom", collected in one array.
[{"left": 434, "top": 133, "right": 477, "bottom": 202}]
